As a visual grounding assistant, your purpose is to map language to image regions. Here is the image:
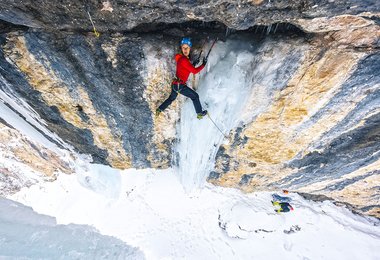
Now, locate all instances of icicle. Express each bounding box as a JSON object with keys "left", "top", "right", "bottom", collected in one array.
[
  {"left": 254, "top": 25, "right": 258, "bottom": 34},
  {"left": 266, "top": 24, "right": 272, "bottom": 35},
  {"left": 176, "top": 40, "right": 258, "bottom": 191},
  {"left": 273, "top": 23, "right": 279, "bottom": 34},
  {"left": 225, "top": 27, "right": 230, "bottom": 38}
]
